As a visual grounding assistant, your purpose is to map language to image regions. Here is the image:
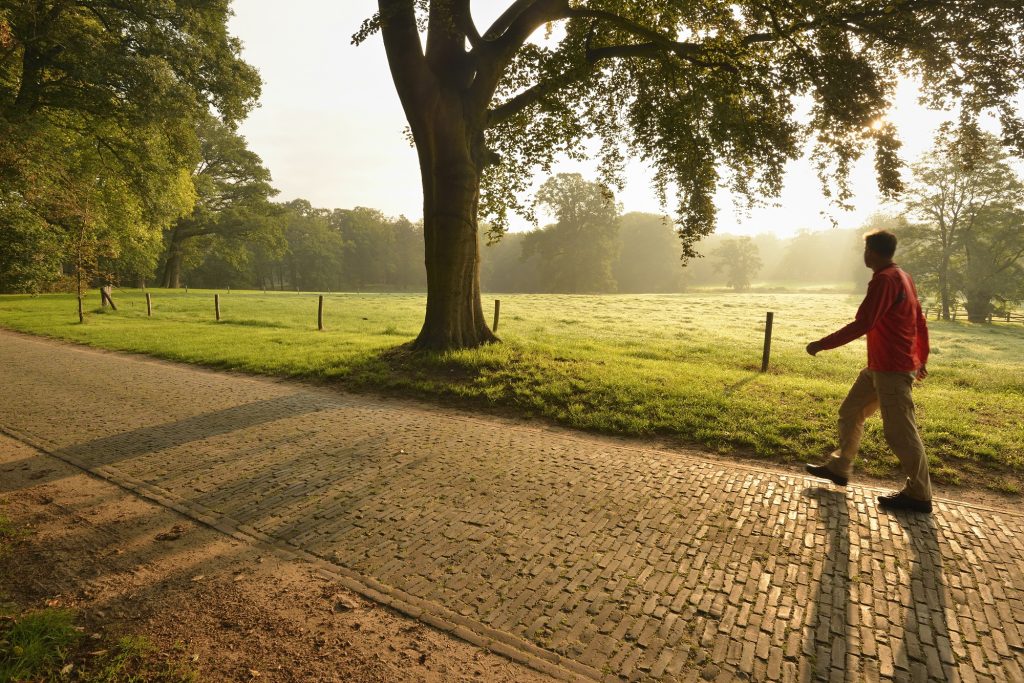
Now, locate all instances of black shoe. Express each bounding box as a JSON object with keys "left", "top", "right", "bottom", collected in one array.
[
  {"left": 805, "top": 463, "right": 848, "bottom": 487},
  {"left": 878, "top": 491, "right": 933, "bottom": 514}
]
